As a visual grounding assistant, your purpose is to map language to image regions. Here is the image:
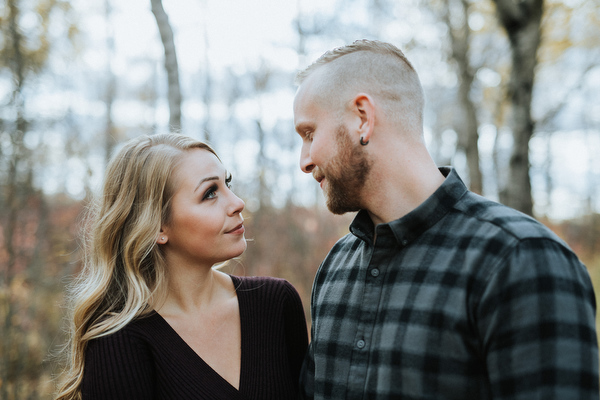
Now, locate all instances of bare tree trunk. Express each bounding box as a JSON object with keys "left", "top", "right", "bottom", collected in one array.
[
  {"left": 542, "top": 131, "right": 553, "bottom": 217},
  {"left": 104, "top": 0, "right": 117, "bottom": 163},
  {"left": 252, "top": 63, "right": 272, "bottom": 210},
  {"left": 492, "top": 0, "right": 543, "bottom": 215},
  {"left": 202, "top": 23, "right": 212, "bottom": 143},
  {"left": 255, "top": 120, "right": 270, "bottom": 210},
  {"left": 150, "top": 0, "right": 182, "bottom": 131},
  {"left": 2, "top": 126, "right": 25, "bottom": 400},
  {"left": 2, "top": 2, "right": 28, "bottom": 397},
  {"left": 442, "top": 0, "right": 483, "bottom": 194}
]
